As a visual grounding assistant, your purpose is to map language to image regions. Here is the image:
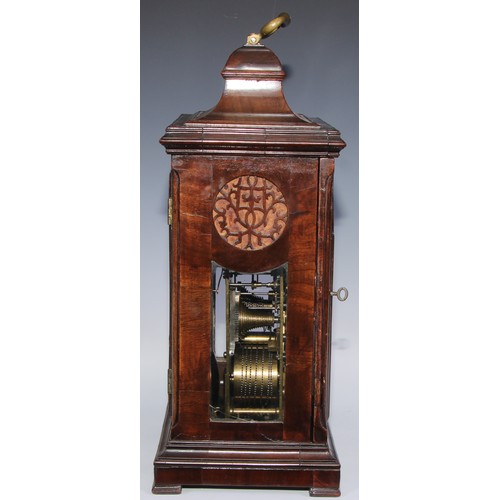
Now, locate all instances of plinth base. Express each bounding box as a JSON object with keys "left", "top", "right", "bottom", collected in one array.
[{"left": 153, "top": 411, "right": 341, "bottom": 496}]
